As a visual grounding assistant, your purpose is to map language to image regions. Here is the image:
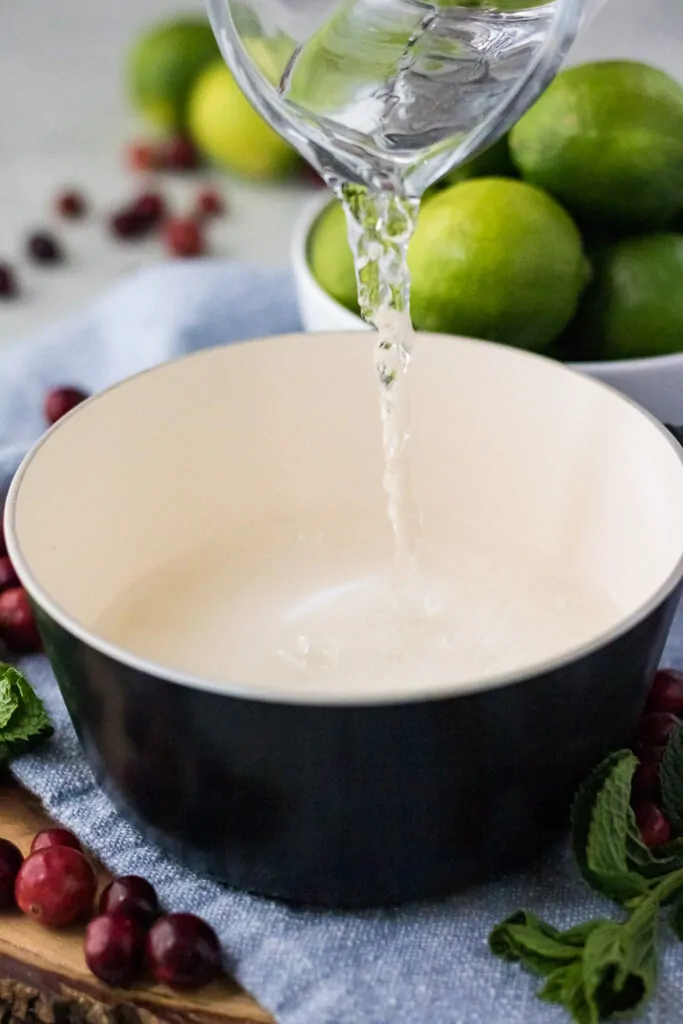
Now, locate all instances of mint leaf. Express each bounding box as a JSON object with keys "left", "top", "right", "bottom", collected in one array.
[
  {"left": 489, "top": 911, "right": 590, "bottom": 977},
  {"left": 540, "top": 961, "right": 595, "bottom": 1024},
  {"left": 581, "top": 897, "right": 659, "bottom": 1021},
  {"left": 0, "top": 663, "right": 52, "bottom": 760},
  {"left": 492, "top": 745, "right": 683, "bottom": 1024},
  {"left": 661, "top": 724, "right": 683, "bottom": 835},
  {"left": 0, "top": 669, "right": 20, "bottom": 729},
  {"left": 626, "top": 823, "right": 683, "bottom": 881},
  {"left": 572, "top": 750, "right": 649, "bottom": 903}
]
